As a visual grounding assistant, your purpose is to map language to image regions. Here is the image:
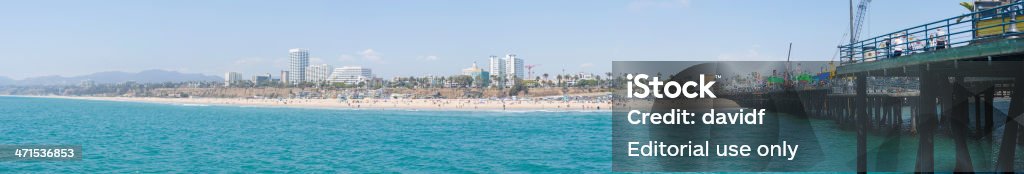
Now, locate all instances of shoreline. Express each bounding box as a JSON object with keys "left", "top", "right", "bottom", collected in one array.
[{"left": 6, "top": 95, "right": 613, "bottom": 112}]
